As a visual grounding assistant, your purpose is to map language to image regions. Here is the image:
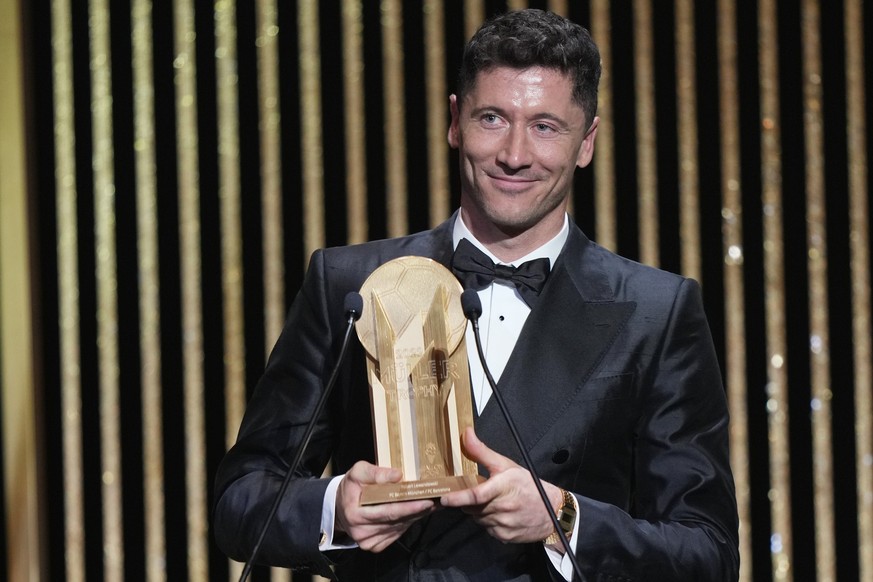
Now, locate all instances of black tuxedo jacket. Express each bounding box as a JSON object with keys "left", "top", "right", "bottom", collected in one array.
[{"left": 214, "top": 215, "right": 739, "bottom": 581}]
